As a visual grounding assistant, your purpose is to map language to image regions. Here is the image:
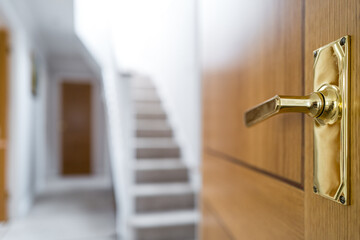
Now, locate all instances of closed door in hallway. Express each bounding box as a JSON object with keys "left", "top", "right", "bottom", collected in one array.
[
  {"left": 61, "top": 82, "right": 92, "bottom": 175},
  {"left": 201, "top": 0, "right": 360, "bottom": 239},
  {"left": 0, "top": 29, "right": 8, "bottom": 221}
]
